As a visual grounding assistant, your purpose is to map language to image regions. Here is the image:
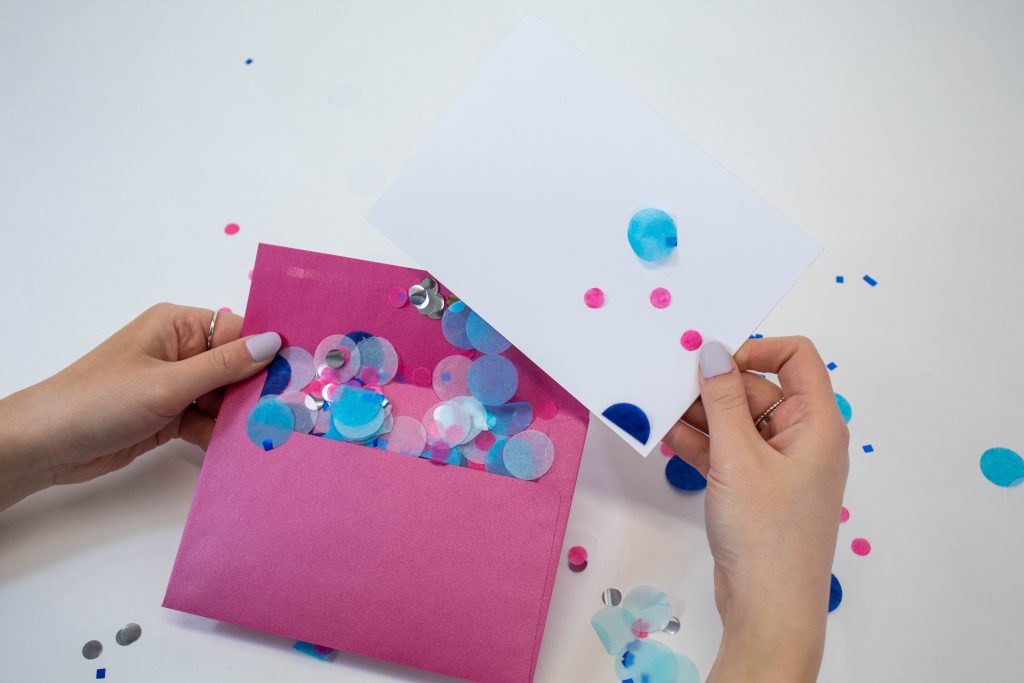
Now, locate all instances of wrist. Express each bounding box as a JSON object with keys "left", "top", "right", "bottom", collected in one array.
[
  {"left": 0, "top": 385, "right": 56, "bottom": 511},
  {"left": 709, "top": 599, "right": 826, "bottom": 683}
]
